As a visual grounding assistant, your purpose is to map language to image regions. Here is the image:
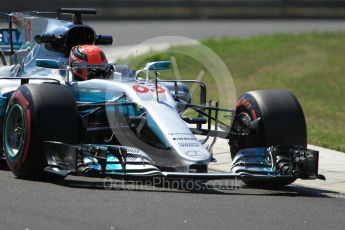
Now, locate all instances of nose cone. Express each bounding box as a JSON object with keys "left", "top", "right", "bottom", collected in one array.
[{"left": 143, "top": 102, "right": 211, "bottom": 163}]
